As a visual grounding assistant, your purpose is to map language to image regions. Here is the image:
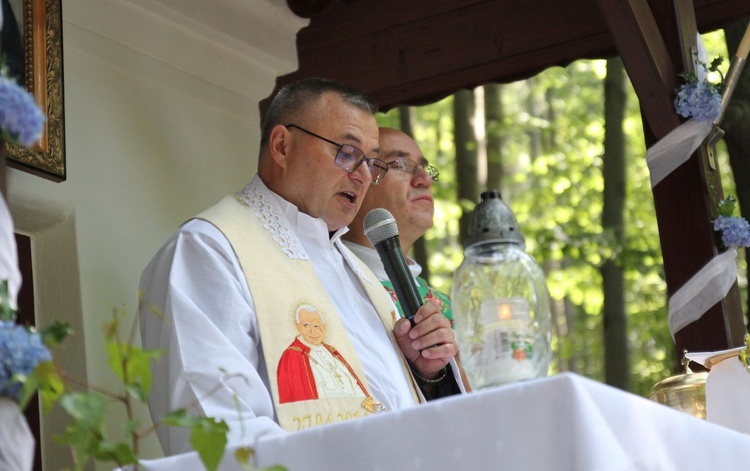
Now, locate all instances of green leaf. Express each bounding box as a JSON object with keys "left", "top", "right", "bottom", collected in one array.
[
  {"left": 56, "top": 392, "right": 140, "bottom": 469},
  {"left": 92, "top": 440, "right": 138, "bottom": 465},
  {"left": 54, "top": 429, "right": 98, "bottom": 471},
  {"left": 124, "top": 418, "right": 140, "bottom": 437},
  {"left": 106, "top": 339, "right": 162, "bottom": 402},
  {"left": 0, "top": 280, "right": 16, "bottom": 322},
  {"left": 60, "top": 391, "right": 106, "bottom": 428},
  {"left": 162, "top": 408, "right": 201, "bottom": 428},
  {"left": 709, "top": 56, "right": 724, "bottom": 73},
  {"left": 124, "top": 383, "right": 148, "bottom": 403},
  {"left": 19, "top": 360, "right": 65, "bottom": 411},
  {"left": 190, "top": 417, "right": 229, "bottom": 471},
  {"left": 717, "top": 196, "right": 737, "bottom": 217},
  {"left": 234, "top": 447, "right": 253, "bottom": 469},
  {"left": 39, "top": 320, "right": 73, "bottom": 348},
  {"left": 55, "top": 397, "right": 105, "bottom": 470},
  {"left": 233, "top": 446, "right": 288, "bottom": 471}
]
